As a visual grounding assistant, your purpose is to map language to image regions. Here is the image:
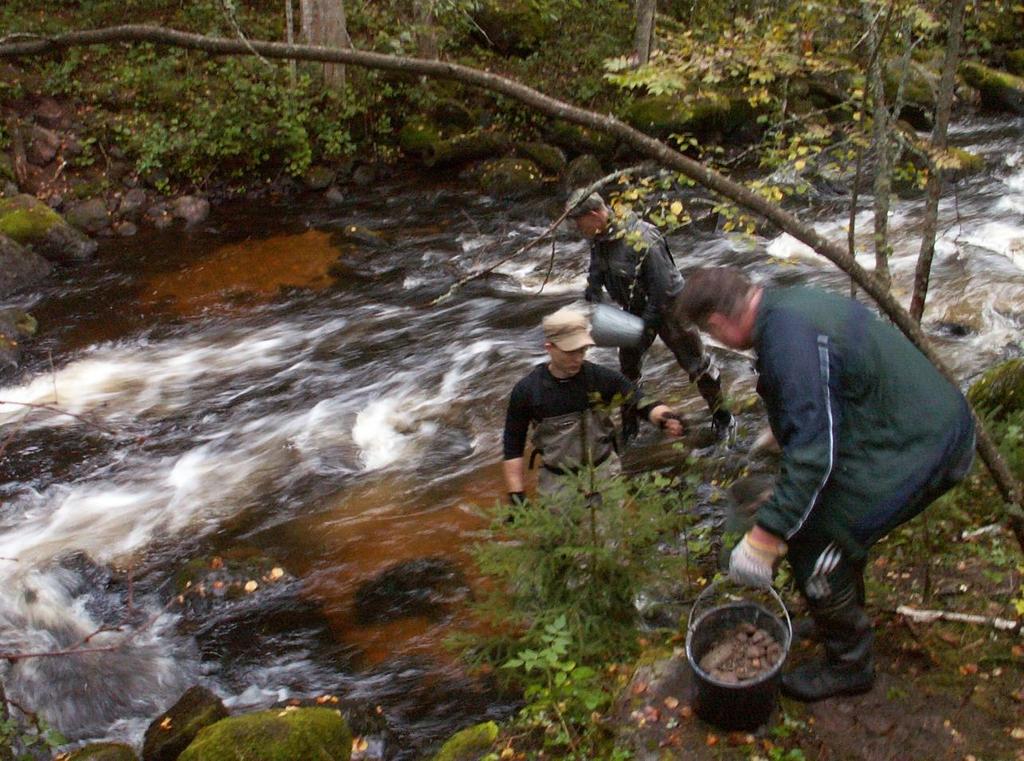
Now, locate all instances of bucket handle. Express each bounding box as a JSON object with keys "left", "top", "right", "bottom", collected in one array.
[{"left": 686, "top": 579, "right": 793, "bottom": 649}]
